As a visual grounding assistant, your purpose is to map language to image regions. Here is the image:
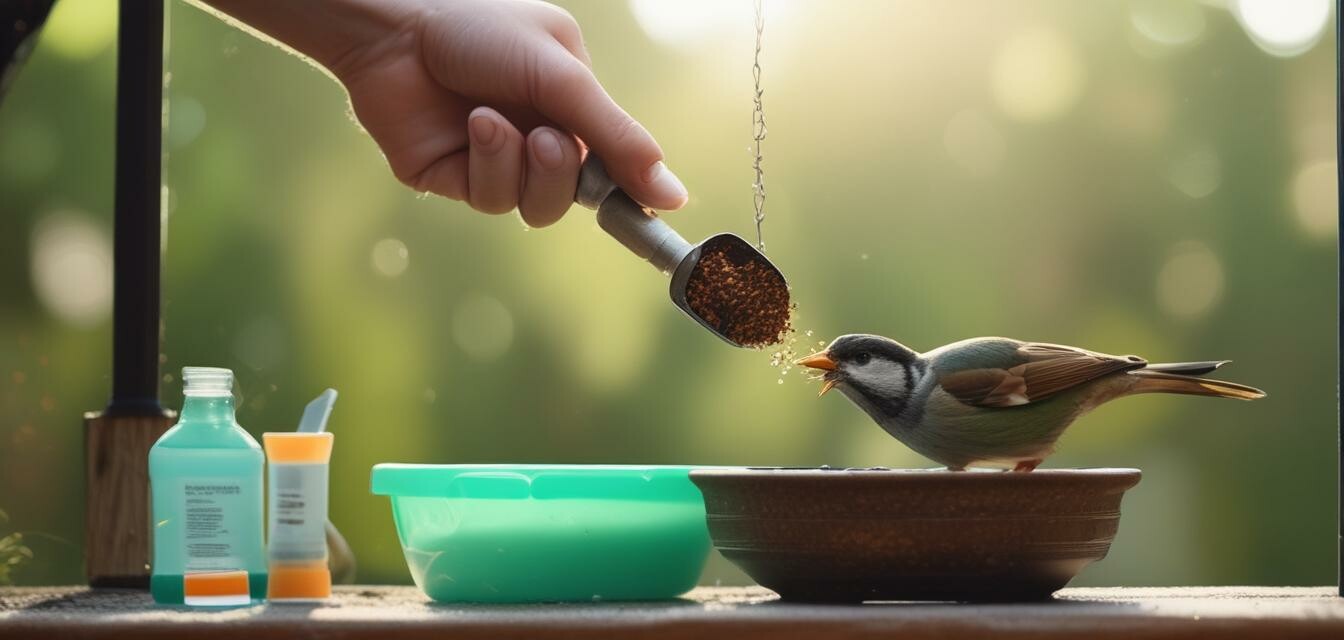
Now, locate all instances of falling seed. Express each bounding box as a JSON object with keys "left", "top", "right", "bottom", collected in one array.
[
  {"left": 777, "top": 379, "right": 784, "bottom": 384},
  {"left": 805, "top": 330, "right": 813, "bottom": 336}
]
